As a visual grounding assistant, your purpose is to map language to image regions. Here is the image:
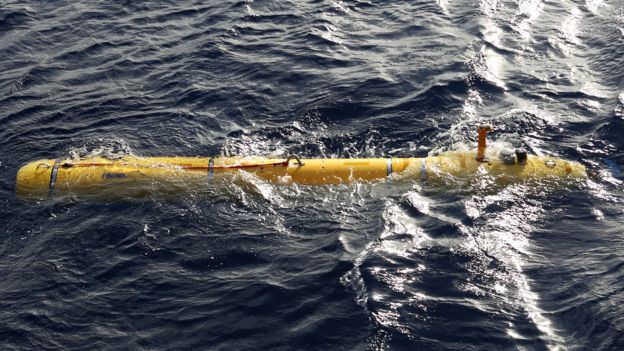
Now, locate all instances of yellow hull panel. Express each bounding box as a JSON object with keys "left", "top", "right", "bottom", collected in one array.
[{"left": 16, "top": 152, "right": 586, "bottom": 200}]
